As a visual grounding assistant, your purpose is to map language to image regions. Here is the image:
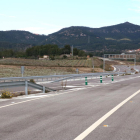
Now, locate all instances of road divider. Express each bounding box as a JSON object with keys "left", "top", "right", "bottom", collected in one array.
[
  {"left": 112, "top": 75, "right": 114, "bottom": 81},
  {"left": 85, "top": 77, "right": 88, "bottom": 85},
  {"left": 100, "top": 76, "right": 102, "bottom": 83}
]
